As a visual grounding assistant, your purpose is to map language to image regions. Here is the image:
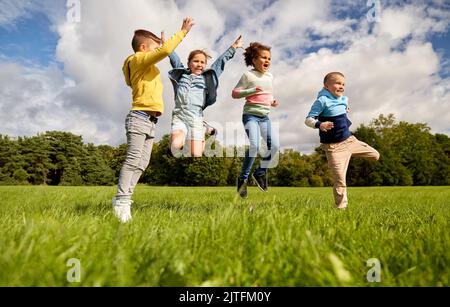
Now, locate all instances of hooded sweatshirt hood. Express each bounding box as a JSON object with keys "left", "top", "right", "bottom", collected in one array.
[
  {"left": 122, "top": 55, "right": 133, "bottom": 87},
  {"left": 315, "top": 88, "right": 348, "bottom": 118},
  {"left": 318, "top": 88, "right": 340, "bottom": 100}
]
